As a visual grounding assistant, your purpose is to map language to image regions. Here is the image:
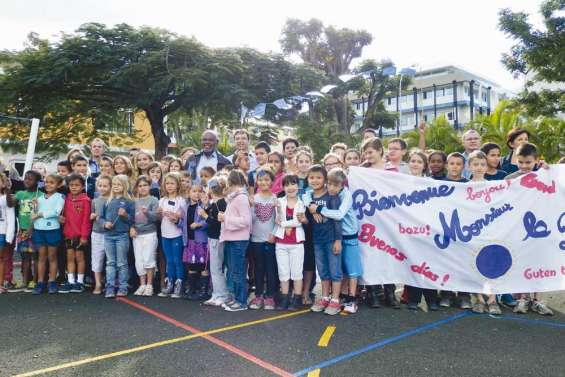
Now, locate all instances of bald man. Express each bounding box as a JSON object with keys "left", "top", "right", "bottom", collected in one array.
[{"left": 185, "top": 130, "right": 231, "bottom": 182}]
